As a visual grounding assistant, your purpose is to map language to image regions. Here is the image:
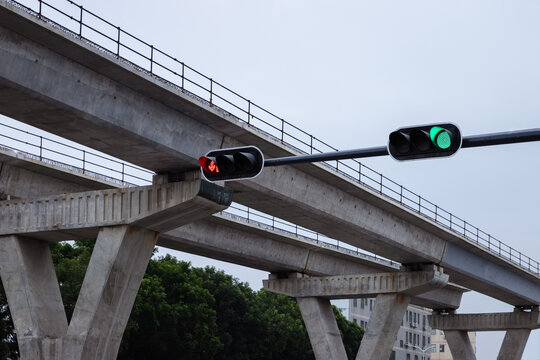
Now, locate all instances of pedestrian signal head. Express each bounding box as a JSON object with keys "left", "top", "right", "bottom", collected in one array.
[{"left": 199, "top": 146, "right": 264, "bottom": 181}]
